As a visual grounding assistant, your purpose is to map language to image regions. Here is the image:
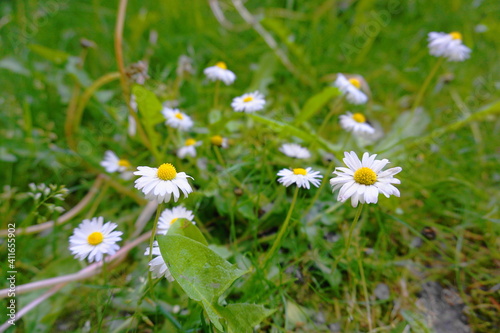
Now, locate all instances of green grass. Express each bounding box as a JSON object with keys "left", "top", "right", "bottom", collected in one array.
[{"left": 1, "top": 0, "right": 500, "bottom": 332}]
